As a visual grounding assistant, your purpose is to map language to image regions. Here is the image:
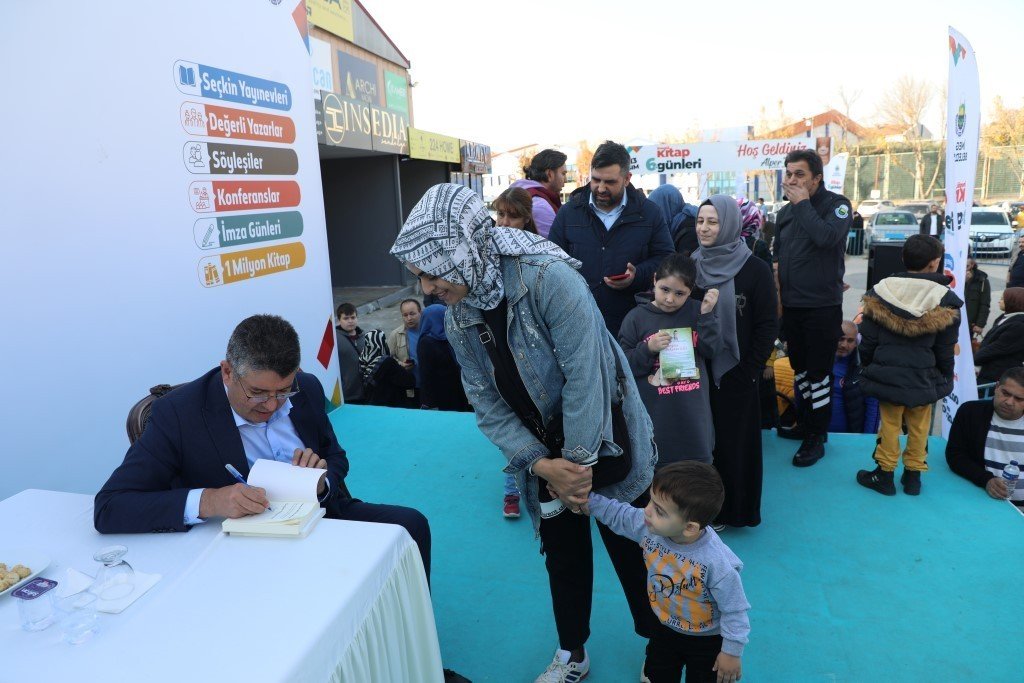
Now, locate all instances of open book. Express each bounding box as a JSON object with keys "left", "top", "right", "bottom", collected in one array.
[{"left": 221, "top": 460, "right": 327, "bottom": 538}]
